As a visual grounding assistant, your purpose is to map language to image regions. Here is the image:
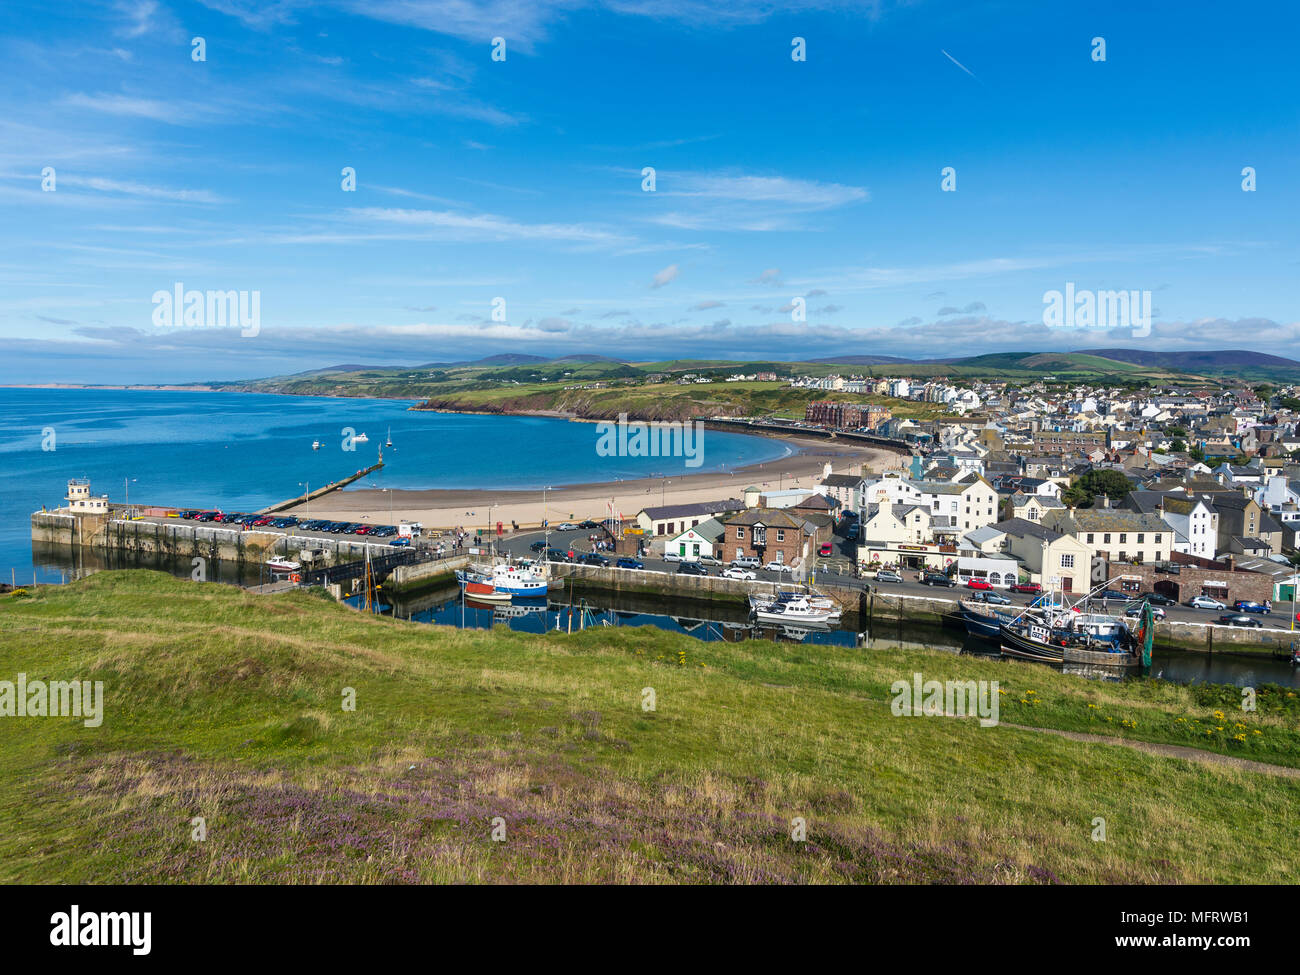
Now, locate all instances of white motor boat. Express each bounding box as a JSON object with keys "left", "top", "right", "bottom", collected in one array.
[
  {"left": 353, "top": 432, "right": 369, "bottom": 443},
  {"left": 751, "top": 594, "right": 836, "bottom": 626},
  {"left": 311, "top": 440, "right": 321, "bottom": 450},
  {"left": 266, "top": 557, "right": 302, "bottom": 573},
  {"left": 749, "top": 588, "right": 842, "bottom": 622}
]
